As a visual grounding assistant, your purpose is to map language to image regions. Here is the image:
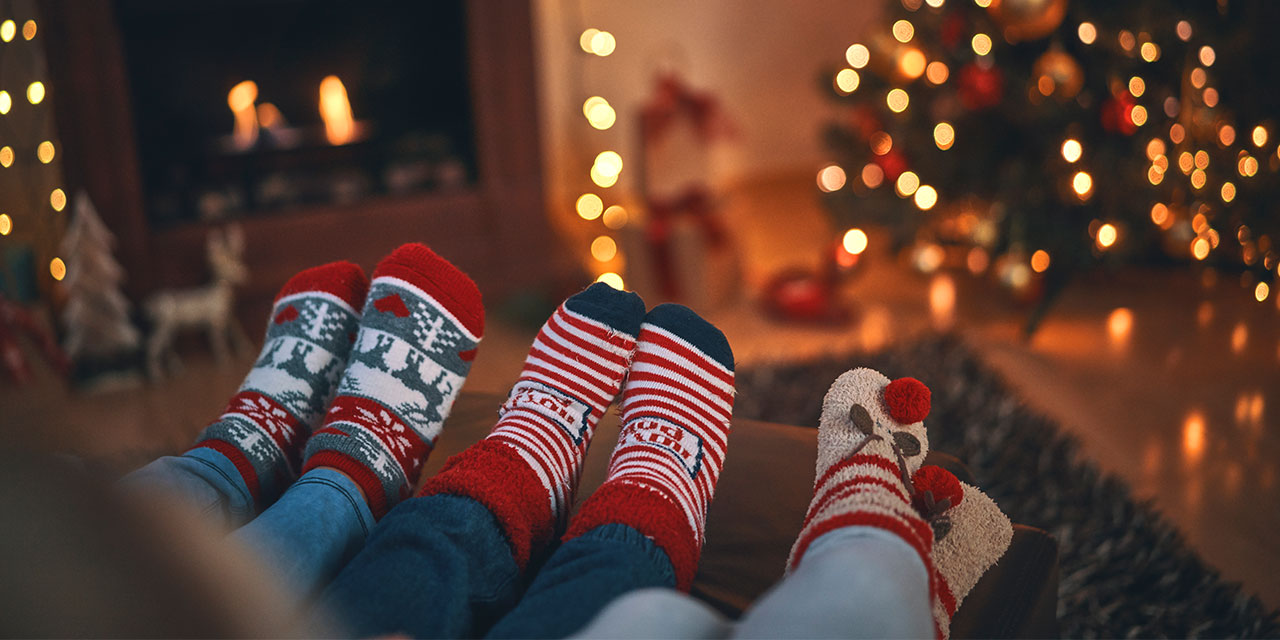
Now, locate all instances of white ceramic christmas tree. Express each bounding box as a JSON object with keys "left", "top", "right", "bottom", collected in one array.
[{"left": 59, "top": 191, "right": 141, "bottom": 363}]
